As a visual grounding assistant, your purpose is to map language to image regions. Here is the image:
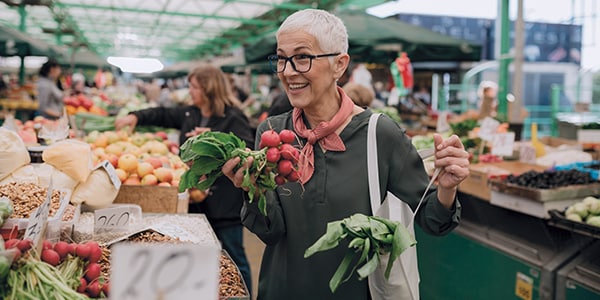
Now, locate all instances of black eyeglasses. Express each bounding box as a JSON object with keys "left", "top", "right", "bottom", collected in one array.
[{"left": 267, "top": 53, "right": 340, "bottom": 73}]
